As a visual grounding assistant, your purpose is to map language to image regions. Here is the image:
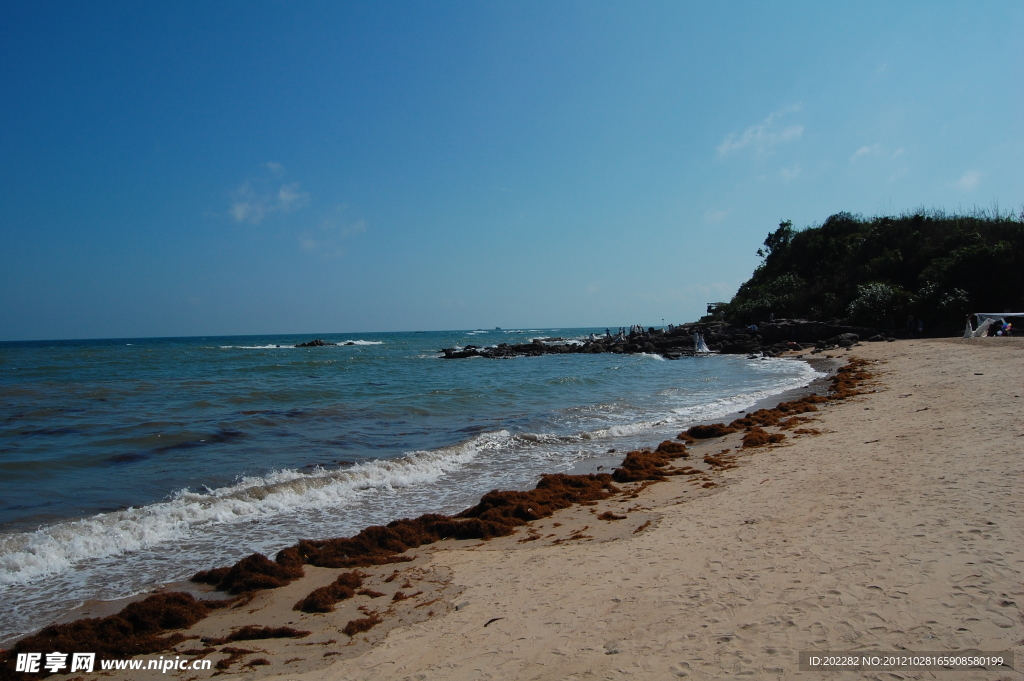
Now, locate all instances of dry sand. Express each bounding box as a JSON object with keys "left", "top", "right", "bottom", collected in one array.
[{"left": 95, "top": 339, "right": 1024, "bottom": 680}]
